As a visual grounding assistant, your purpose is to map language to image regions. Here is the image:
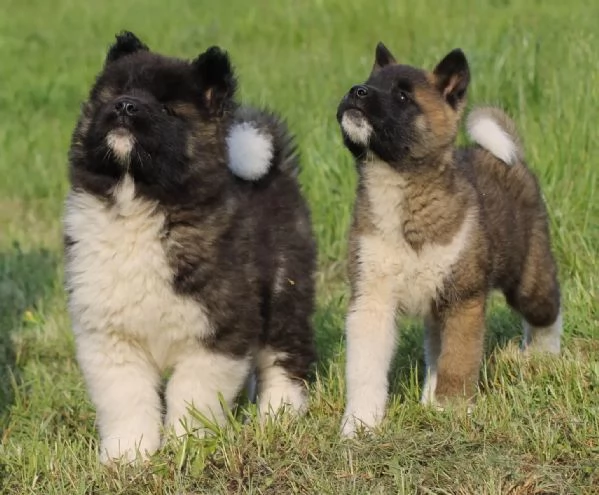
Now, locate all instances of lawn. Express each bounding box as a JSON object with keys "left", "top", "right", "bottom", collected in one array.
[{"left": 0, "top": 0, "right": 598, "bottom": 493}]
